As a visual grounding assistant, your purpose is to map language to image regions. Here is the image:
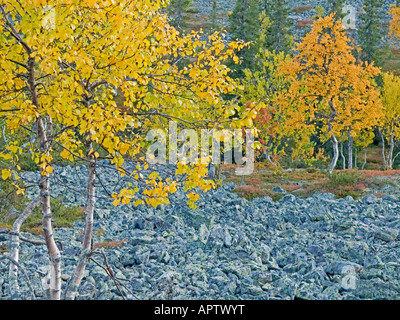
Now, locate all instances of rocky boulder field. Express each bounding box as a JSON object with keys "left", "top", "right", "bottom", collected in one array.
[
  {"left": 1, "top": 164, "right": 400, "bottom": 300},
  {"left": 191, "top": 0, "right": 400, "bottom": 47}
]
